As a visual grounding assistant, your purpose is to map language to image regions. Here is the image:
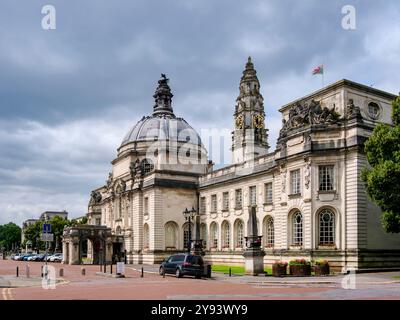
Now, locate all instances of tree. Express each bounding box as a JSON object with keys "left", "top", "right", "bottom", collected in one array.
[
  {"left": 23, "top": 221, "right": 44, "bottom": 251},
  {"left": 362, "top": 96, "right": 400, "bottom": 233},
  {"left": 49, "top": 216, "right": 70, "bottom": 251},
  {"left": 0, "top": 222, "right": 21, "bottom": 251}
]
